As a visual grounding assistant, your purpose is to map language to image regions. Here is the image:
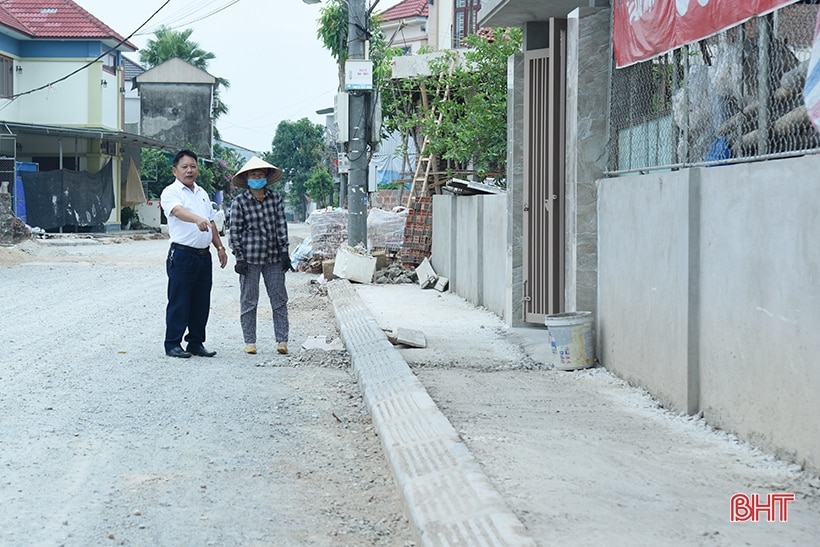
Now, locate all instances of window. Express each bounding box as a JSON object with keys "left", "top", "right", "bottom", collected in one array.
[
  {"left": 453, "top": 0, "right": 481, "bottom": 48},
  {"left": 102, "top": 53, "right": 116, "bottom": 75},
  {"left": 0, "top": 55, "right": 13, "bottom": 98}
]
